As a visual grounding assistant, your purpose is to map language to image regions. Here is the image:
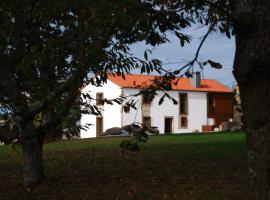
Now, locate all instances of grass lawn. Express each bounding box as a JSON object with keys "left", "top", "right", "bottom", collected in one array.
[{"left": 0, "top": 132, "right": 247, "bottom": 200}]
